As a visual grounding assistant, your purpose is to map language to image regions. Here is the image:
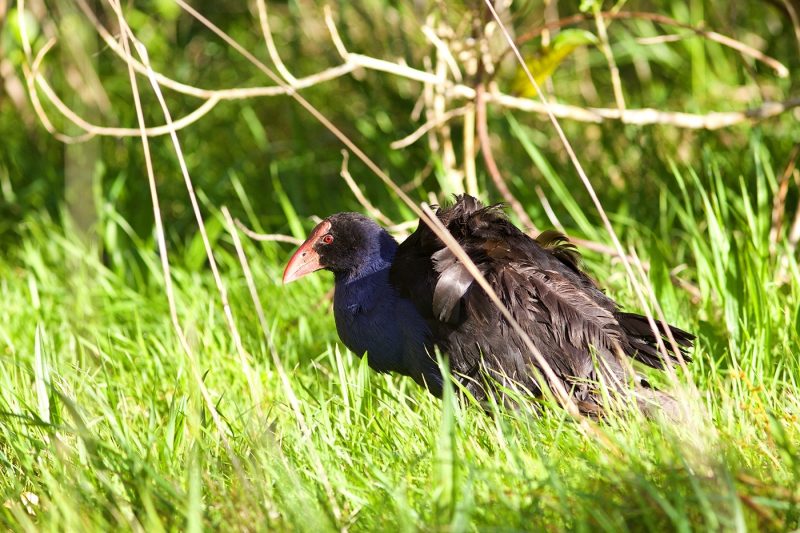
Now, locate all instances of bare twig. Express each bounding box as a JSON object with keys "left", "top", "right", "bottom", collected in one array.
[
  {"left": 635, "top": 34, "right": 687, "bottom": 45},
  {"left": 339, "top": 151, "right": 394, "bottom": 227},
  {"left": 390, "top": 106, "right": 469, "bottom": 149},
  {"left": 233, "top": 219, "right": 303, "bottom": 245},
  {"left": 770, "top": 144, "right": 800, "bottom": 251},
  {"left": 255, "top": 0, "right": 297, "bottom": 84},
  {"left": 421, "top": 24, "right": 462, "bottom": 82},
  {"left": 76, "top": 0, "right": 357, "bottom": 98},
  {"left": 488, "top": 92, "right": 800, "bottom": 129},
  {"left": 27, "top": 3, "right": 798, "bottom": 142}
]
